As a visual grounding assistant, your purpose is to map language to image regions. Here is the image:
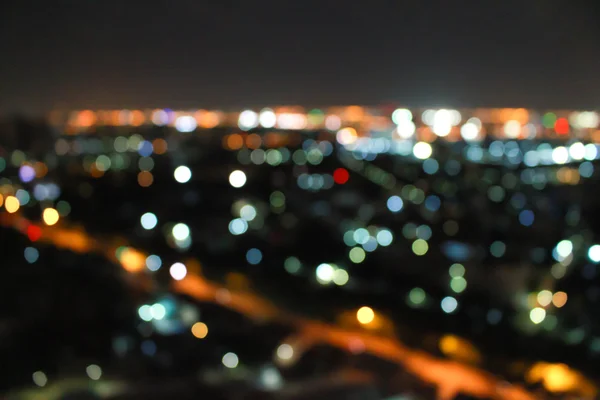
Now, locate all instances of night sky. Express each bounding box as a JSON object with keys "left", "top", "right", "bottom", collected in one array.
[{"left": 2, "top": 0, "right": 600, "bottom": 115}]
